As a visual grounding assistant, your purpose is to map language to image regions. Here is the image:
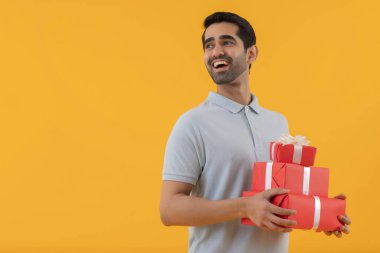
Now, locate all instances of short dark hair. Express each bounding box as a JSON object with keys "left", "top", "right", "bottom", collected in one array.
[
  {"left": 202, "top": 12, "right": 256, "bottom": 50},
  {"left": 202, "top": 12, "right": 256, "bottom": 70}
]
